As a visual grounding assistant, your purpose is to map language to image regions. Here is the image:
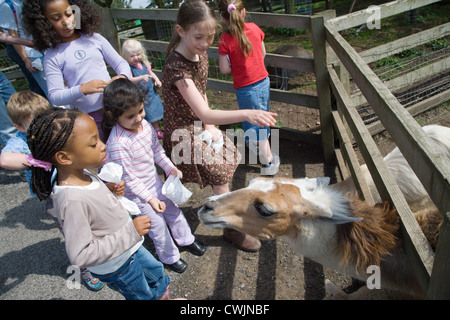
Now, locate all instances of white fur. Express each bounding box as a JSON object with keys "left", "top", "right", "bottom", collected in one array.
[
  {"left": 247, "top": 178, "right": 277, "bottom": 193},
  {"left": 360, "top": 125, "right": 450, "bottom": 207}
]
